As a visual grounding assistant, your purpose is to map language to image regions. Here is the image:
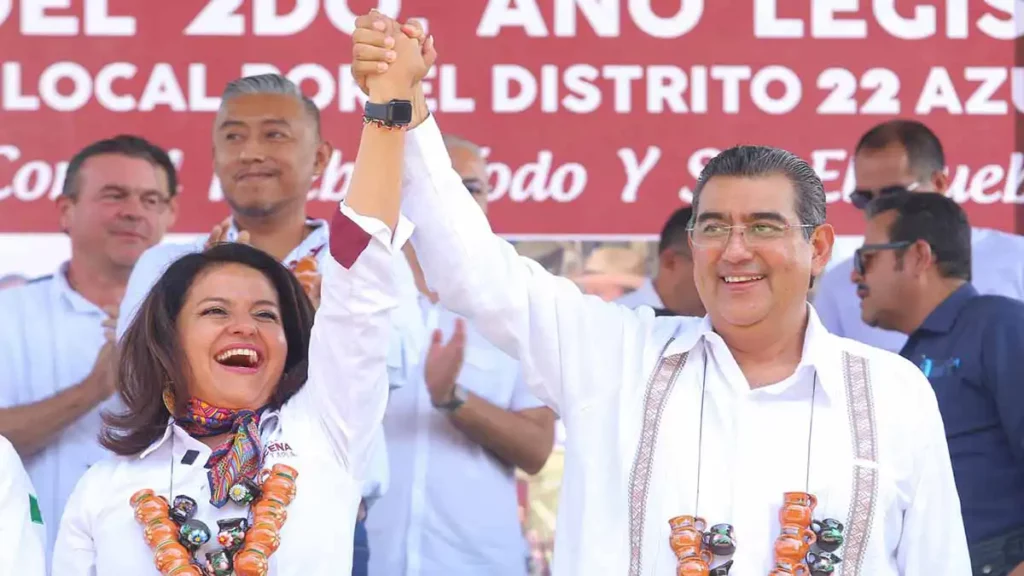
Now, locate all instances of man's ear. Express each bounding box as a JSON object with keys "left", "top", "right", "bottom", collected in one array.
[
  {"left": 313, "top": 140, "right": 333, "bottom": 180},
  {"left": 909, "top": 239, "right": 935, "bottom": 276}
]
